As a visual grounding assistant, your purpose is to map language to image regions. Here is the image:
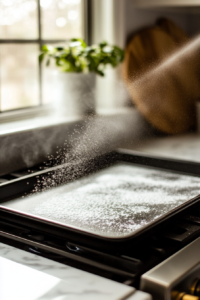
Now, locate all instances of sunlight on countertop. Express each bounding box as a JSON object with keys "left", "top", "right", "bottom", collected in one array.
[{"left": 127, "top": 133, "right": 200, "bottom": 163}]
